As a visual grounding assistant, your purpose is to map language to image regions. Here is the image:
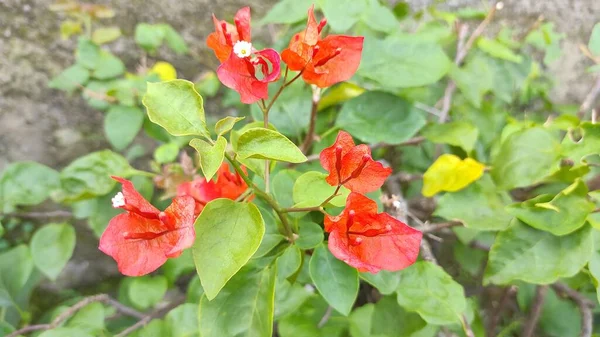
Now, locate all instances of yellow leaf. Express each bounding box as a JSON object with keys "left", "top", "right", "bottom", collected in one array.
[
  {"left": 422, "top": 154, "right": 485, "bottom": 197},
  {"left": 150, "top": 61, "right": 177, "bottom": 81}
]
